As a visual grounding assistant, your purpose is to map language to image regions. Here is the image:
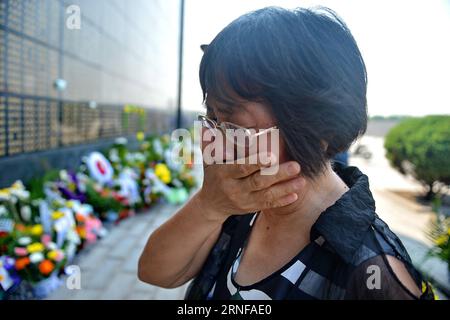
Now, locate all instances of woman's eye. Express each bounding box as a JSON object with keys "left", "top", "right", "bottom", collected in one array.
[
  {"left": 206, "top": 112, "right": 217, "bottom": 121},
  {"left": 206, "top": 108, "right": 218, "bottom": 121}
]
